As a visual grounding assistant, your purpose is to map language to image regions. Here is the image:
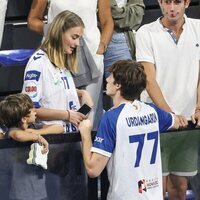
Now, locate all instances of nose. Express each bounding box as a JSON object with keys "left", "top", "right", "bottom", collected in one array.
[
  {"left": 169, "top": 2, "right": 175, "bottom": 10},
  {"left": 106, "top": 75, "right": 111, "bottom": 83},
  {"left": 75, "top": 39, "right": 80, "bottom": 47}
]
